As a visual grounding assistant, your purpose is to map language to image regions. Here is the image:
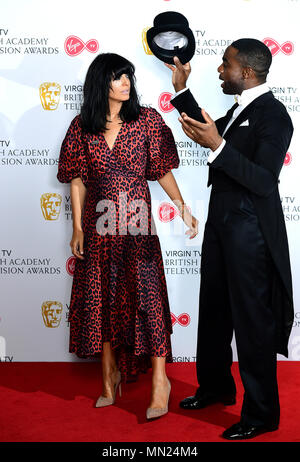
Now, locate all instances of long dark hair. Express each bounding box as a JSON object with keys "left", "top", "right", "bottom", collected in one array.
[{"left": 80, "top": 53, "right": 141, "bottom": 134}]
